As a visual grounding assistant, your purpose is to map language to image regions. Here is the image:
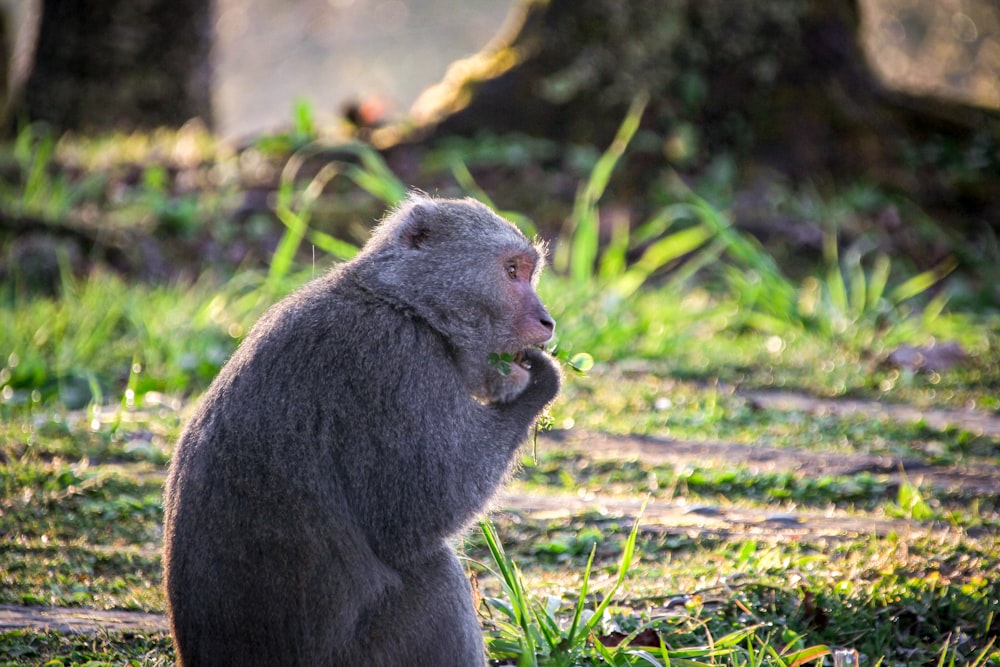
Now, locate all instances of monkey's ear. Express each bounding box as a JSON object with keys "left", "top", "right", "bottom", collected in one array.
[{"left": 400, "top": 204, "right": 432, "bottom": 249}]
